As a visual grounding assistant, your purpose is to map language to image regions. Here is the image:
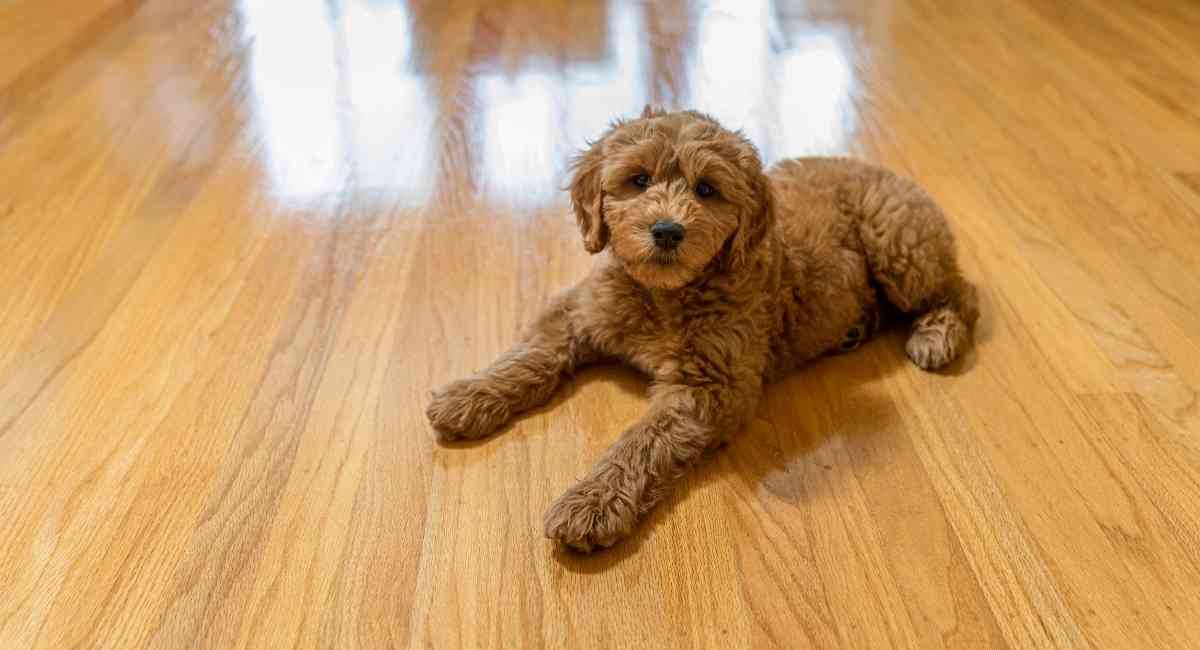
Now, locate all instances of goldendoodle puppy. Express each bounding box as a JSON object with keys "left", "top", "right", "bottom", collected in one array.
[{"left": 427, "top": 107, "right": 978, "bottom": 552}]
